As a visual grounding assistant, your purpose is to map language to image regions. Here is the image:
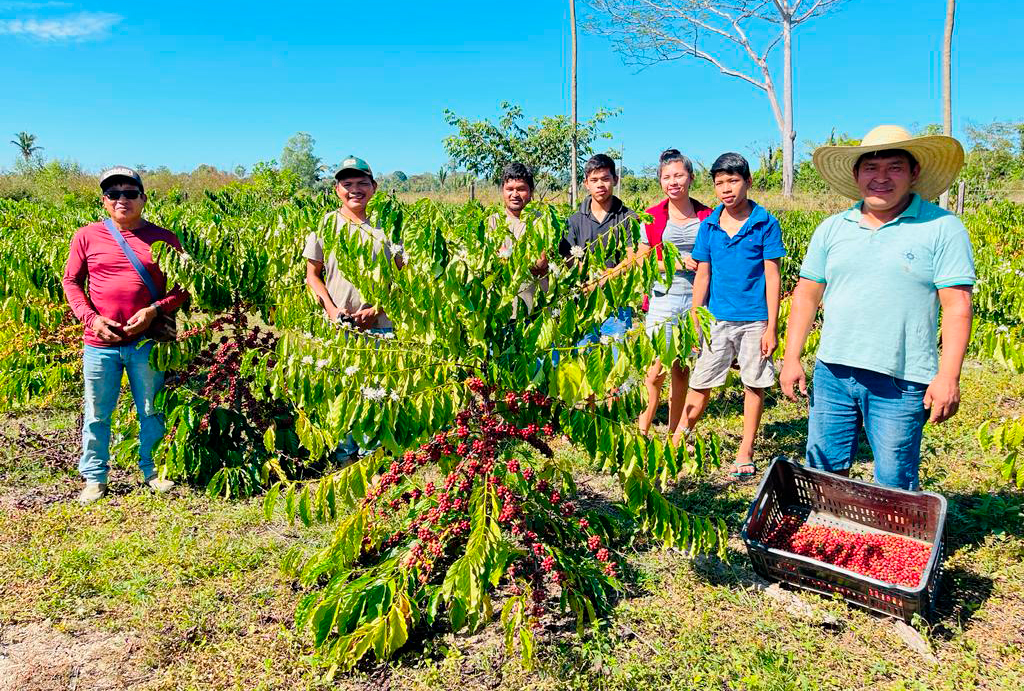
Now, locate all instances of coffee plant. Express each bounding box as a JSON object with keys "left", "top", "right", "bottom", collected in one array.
[{"left": 218, "top": 194, "right": 733, "bottom": 670}]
